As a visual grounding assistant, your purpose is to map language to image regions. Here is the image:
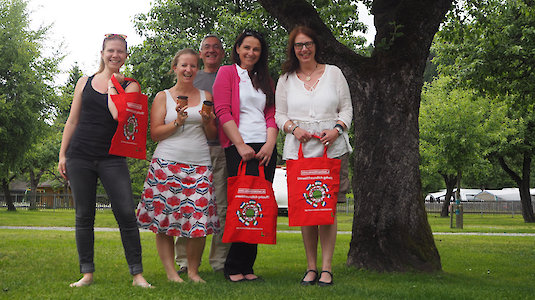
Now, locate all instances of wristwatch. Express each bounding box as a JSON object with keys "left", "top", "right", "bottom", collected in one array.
[{"left": 334, "top": 124, "right": 343, "bottom": 136}]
